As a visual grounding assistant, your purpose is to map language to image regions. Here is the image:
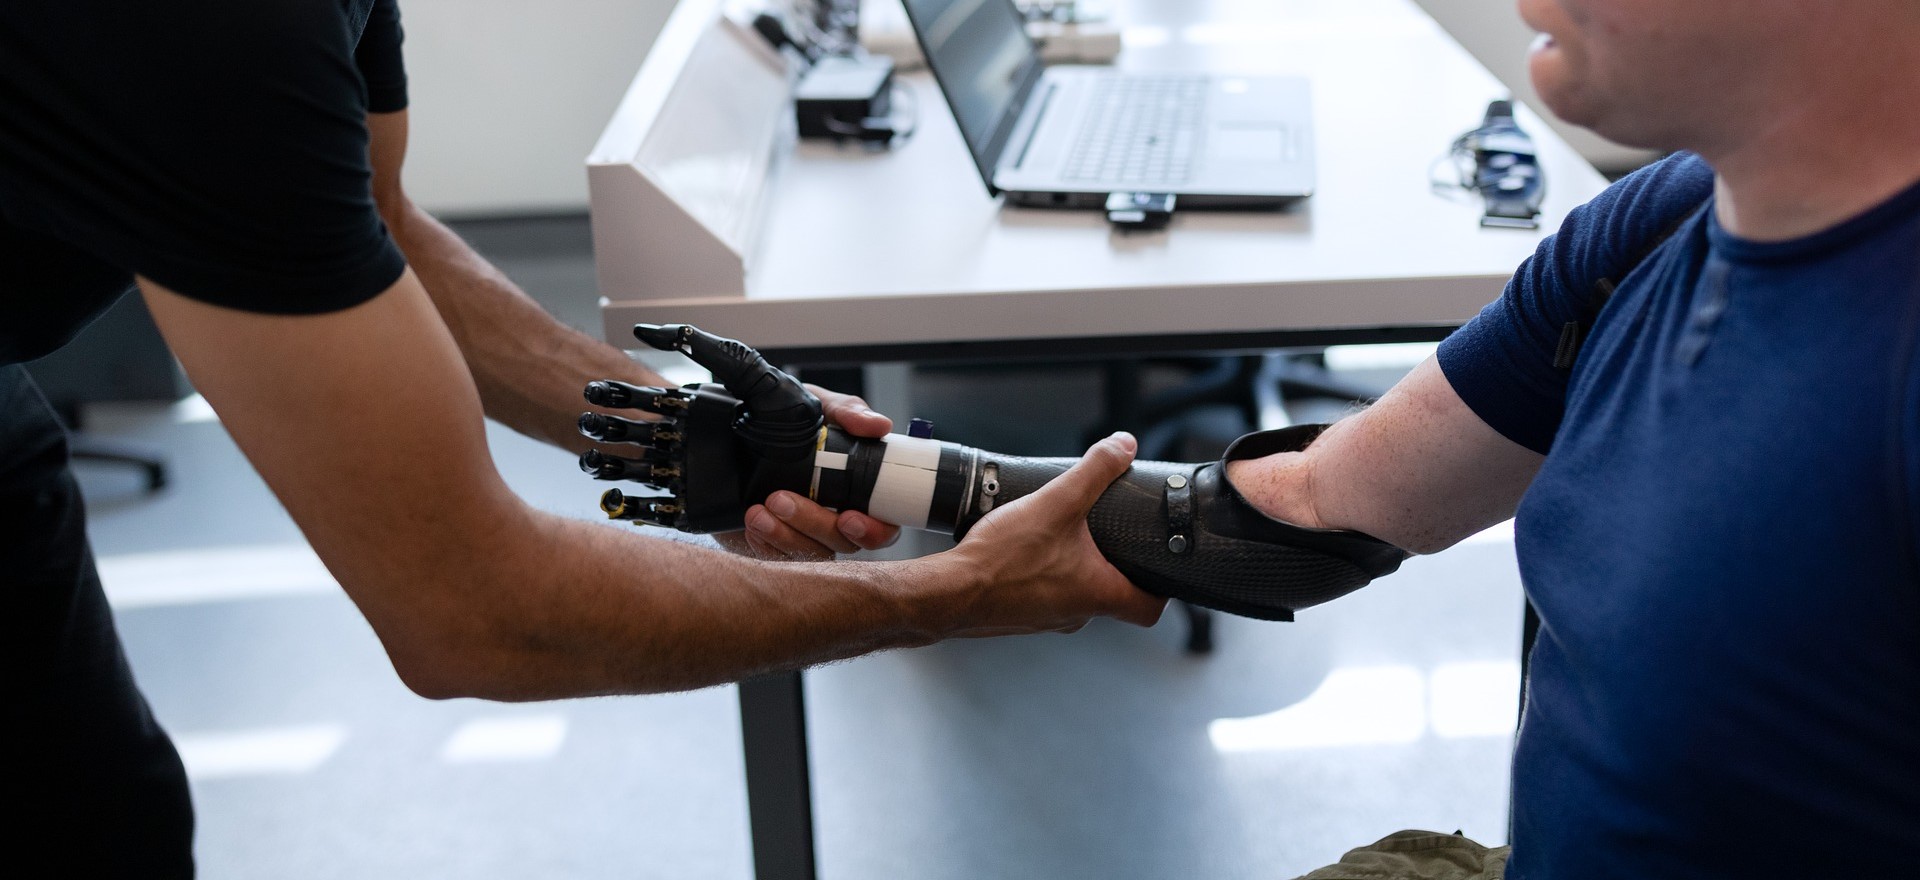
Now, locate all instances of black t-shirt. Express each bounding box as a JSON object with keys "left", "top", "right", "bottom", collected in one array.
[{"left": 0, "top": 0, "right": 412, "bottom": 365}]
